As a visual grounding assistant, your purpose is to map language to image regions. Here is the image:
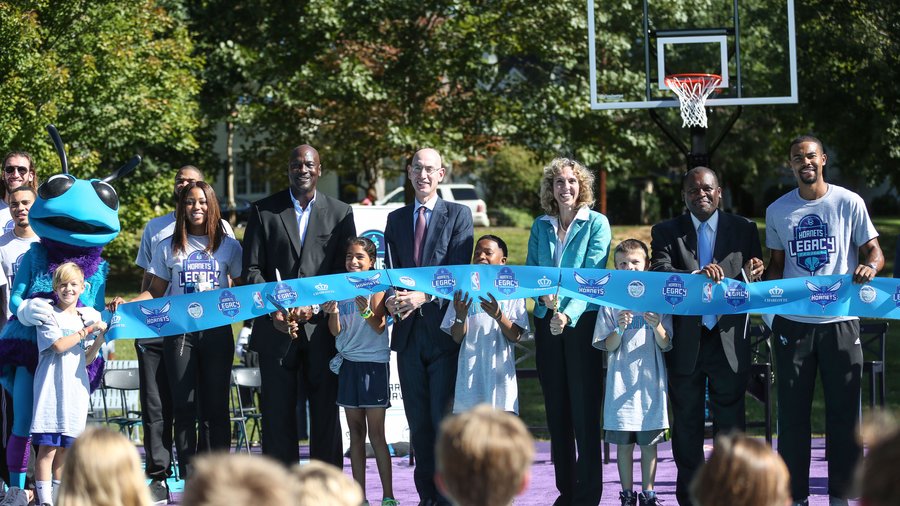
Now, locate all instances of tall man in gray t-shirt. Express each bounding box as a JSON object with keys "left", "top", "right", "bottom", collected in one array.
[{"left": 764, "top": 135, "right": 884, "bottom": 506}]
